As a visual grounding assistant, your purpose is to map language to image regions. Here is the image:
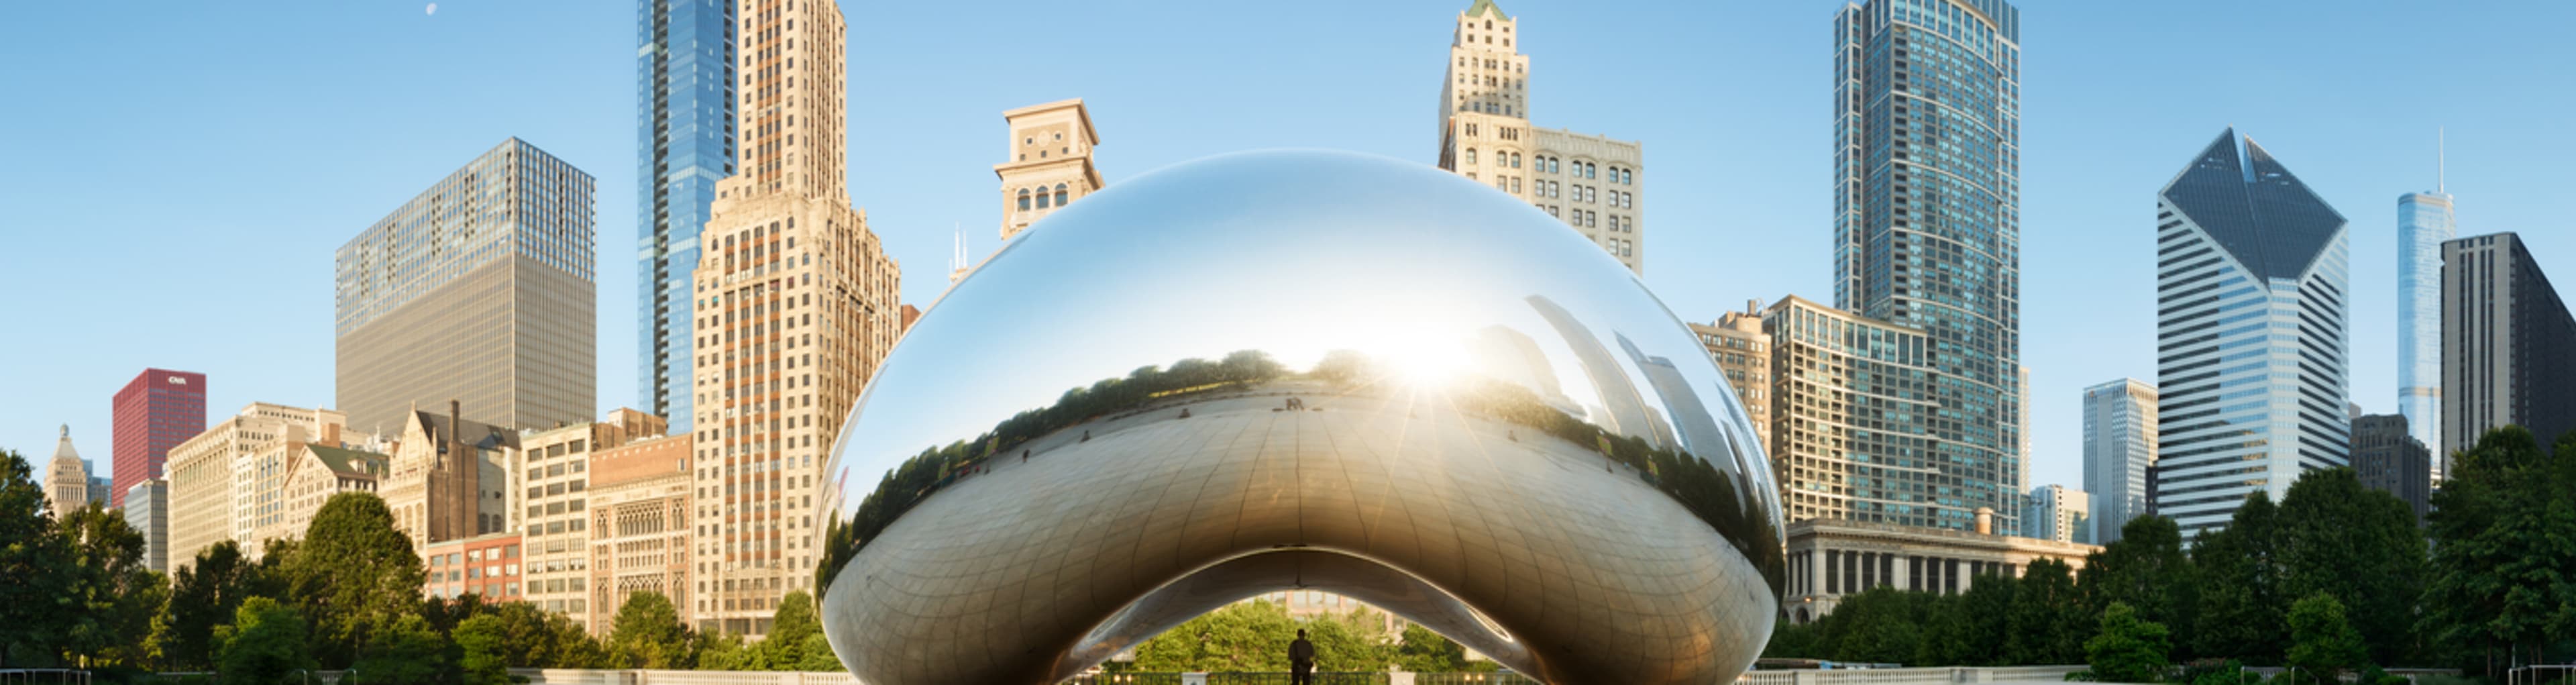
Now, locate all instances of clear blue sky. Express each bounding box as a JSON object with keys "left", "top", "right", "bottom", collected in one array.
[{"left": 3, "top": 1, "right": 2569, "bottom": 494}]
